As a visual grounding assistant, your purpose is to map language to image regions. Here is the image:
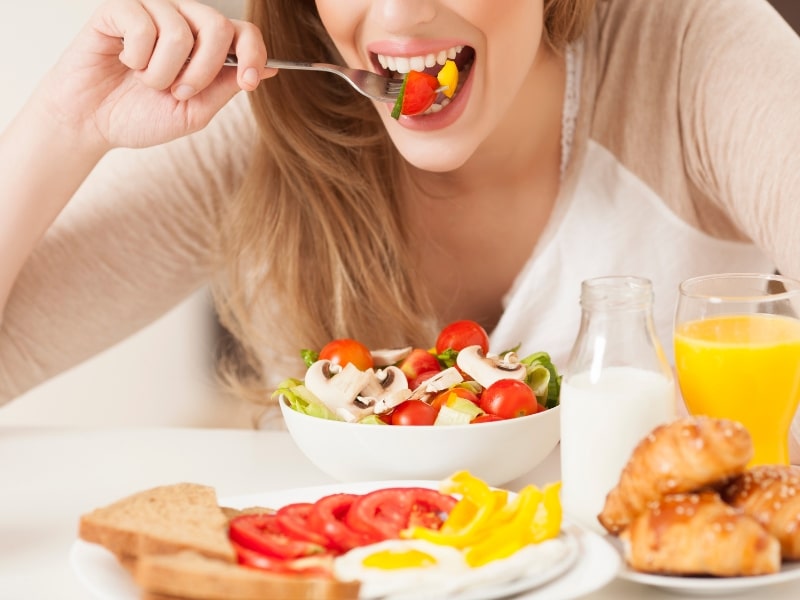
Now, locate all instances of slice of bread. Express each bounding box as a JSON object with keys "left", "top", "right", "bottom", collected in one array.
[
  {"left": 135, "top": 551, "right": 360, "bottom": 600},
  {"left": 79, "top": 483, "right": 236, "bottom": 564}
]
